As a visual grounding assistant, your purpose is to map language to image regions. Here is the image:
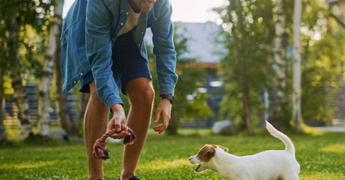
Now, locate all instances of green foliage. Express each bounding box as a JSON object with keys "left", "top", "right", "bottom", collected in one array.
[
  {"left": 217, "top": 0, "right": 274, "bottom": 127},
  {"left": 0, "top": 0, "right": 53, "bottom": 91},
  {"left": 184, "top": 93, "right": 214, "bottom": 121},
  {"left": 299, "top": 1, "right": 345, "bottom": 122},
  {"left": 1, "top": 127, "right": 345, "bottom": 179},
  {"left": 216, "top": 0, "right": 345, "bottom": 127},
  {"left": 172, "top": 56, "right": 213, "bottom": 122},
  {"left": 146, "top": 25, "right": 214, "bottom": 134}
]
